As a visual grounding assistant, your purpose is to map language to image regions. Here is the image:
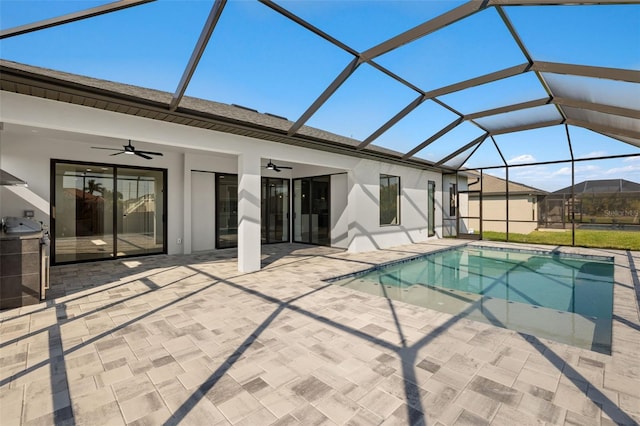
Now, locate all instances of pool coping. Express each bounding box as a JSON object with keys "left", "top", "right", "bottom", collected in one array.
[
  {"left": 325, "top": 242, "right": 615, "bottom": 283},
  {"left": 328, "top": 240, "right": 640, "bottom": 359},
  {"left": 474, "top": 241, "right": 640, "bottom": 360}
]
